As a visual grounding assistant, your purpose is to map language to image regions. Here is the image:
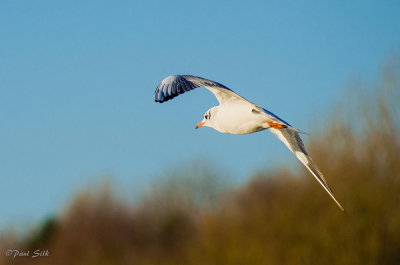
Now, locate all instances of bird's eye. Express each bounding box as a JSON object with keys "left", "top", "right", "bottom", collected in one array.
[{"left": 205, "top": 114, "right": 208, "bottom": 119}]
